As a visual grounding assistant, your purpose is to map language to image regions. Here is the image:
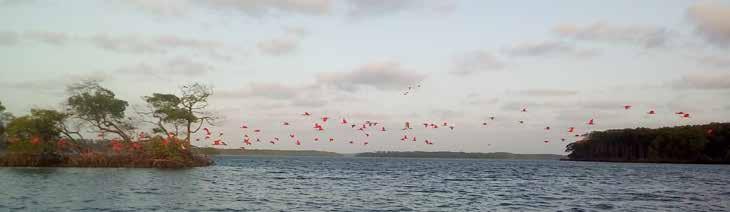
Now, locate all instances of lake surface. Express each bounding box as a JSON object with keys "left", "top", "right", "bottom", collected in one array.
[{"left": 1, "top": 156, "right": 729, "bottom": 211}]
